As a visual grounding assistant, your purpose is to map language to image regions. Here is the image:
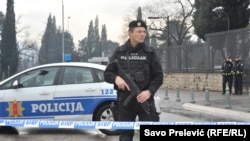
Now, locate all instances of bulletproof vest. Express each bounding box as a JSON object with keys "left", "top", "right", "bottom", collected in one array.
[
  {"left": 234, "top": 60, "right": 244, "bottom": 72},
  {"left": 116, "top": 48, "right": 151, "bottom": 90},
  {"left": 222, "top": 61, "right": 233, "bottom": 73}
]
